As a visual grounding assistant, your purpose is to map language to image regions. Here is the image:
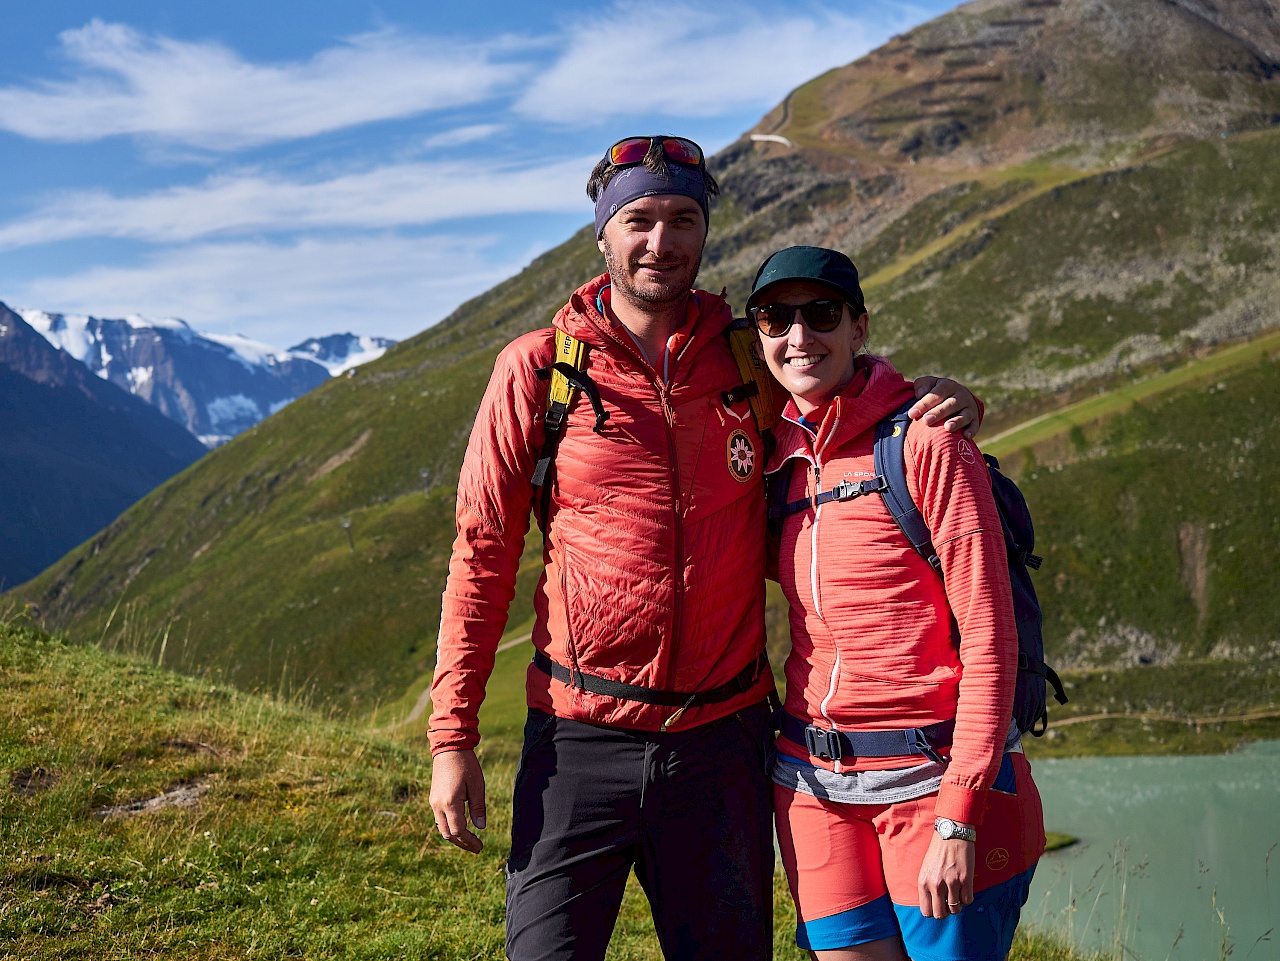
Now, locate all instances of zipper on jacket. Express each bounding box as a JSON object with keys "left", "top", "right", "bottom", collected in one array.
[
  {"left": 809, "top": 417, "right": 844, "bottom": 770},
  {"left": 588, "top": 310, "right": 685, "bottom": 692},
  {"left": 809, "top": 462, "right": 823, "bottom": 620},
  {"left": 560, "top": 555, "right": 583, "bottom": 706},
  {"left": 656, "top": 380, "right": 683, "bottom": 691},
  {"left": 808, "top": 415, "right": 841, "bottom": 623}
]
